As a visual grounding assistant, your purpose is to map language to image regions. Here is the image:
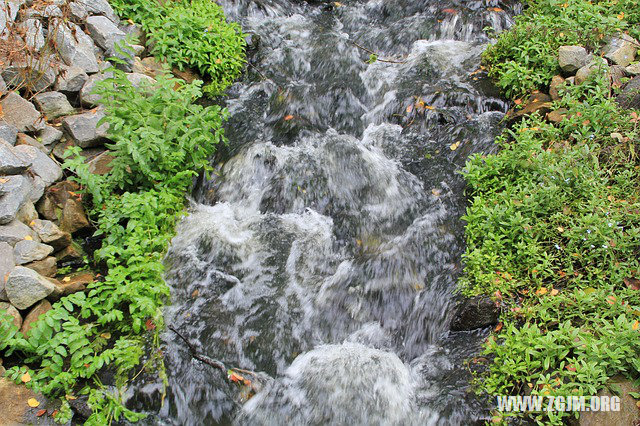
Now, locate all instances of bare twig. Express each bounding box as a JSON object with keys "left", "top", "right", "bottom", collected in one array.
[{"left": 349, "top": 41, "right": 407, "bottom": 64}]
